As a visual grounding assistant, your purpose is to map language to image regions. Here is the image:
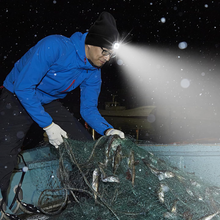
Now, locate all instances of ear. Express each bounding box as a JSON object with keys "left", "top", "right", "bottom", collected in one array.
[{"left": 85, "top": 45, "right": 90, "bottom": 59}]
